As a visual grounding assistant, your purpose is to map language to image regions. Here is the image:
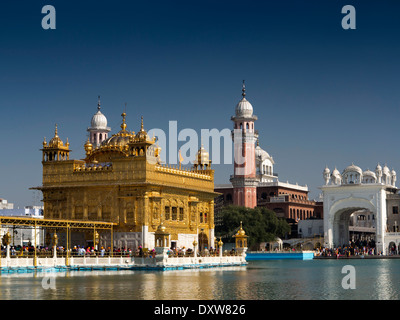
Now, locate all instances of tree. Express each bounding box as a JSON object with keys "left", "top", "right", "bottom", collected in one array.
[{"left": 215, "top": 206, "right": 290, "bottom": 249}]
